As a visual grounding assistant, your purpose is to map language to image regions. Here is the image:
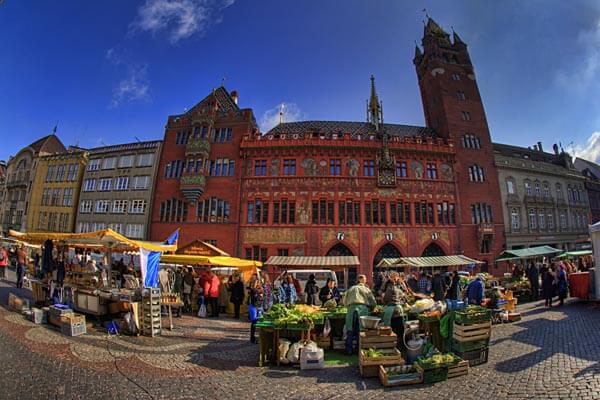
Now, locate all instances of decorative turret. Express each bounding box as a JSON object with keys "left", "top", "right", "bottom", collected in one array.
[{"left": 367, "top": 75, "right": 383, "bottom": 132}]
